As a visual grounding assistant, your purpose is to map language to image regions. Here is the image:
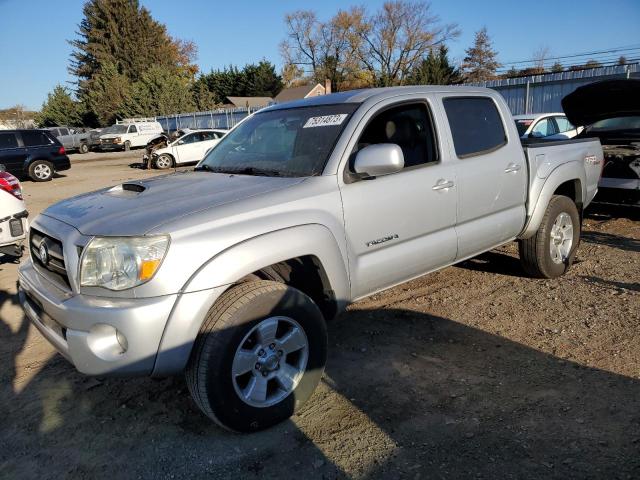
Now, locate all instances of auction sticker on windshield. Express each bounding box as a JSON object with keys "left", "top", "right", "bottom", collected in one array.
[{"left": 303, "top": 114, "right": 349, "bottom": 128}]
